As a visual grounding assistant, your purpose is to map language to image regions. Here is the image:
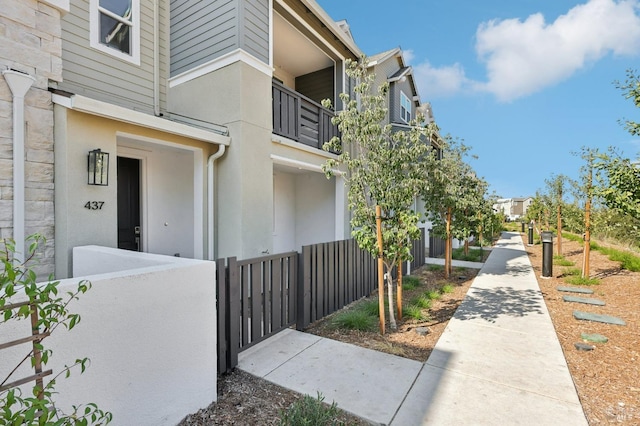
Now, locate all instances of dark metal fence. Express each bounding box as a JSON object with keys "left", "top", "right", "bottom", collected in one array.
[
  {"left": 429, "top": 230, "right": 446, "bottom": 258},
  {"left": 217, "top": 228, "right": 426, "bottom": 373}
]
